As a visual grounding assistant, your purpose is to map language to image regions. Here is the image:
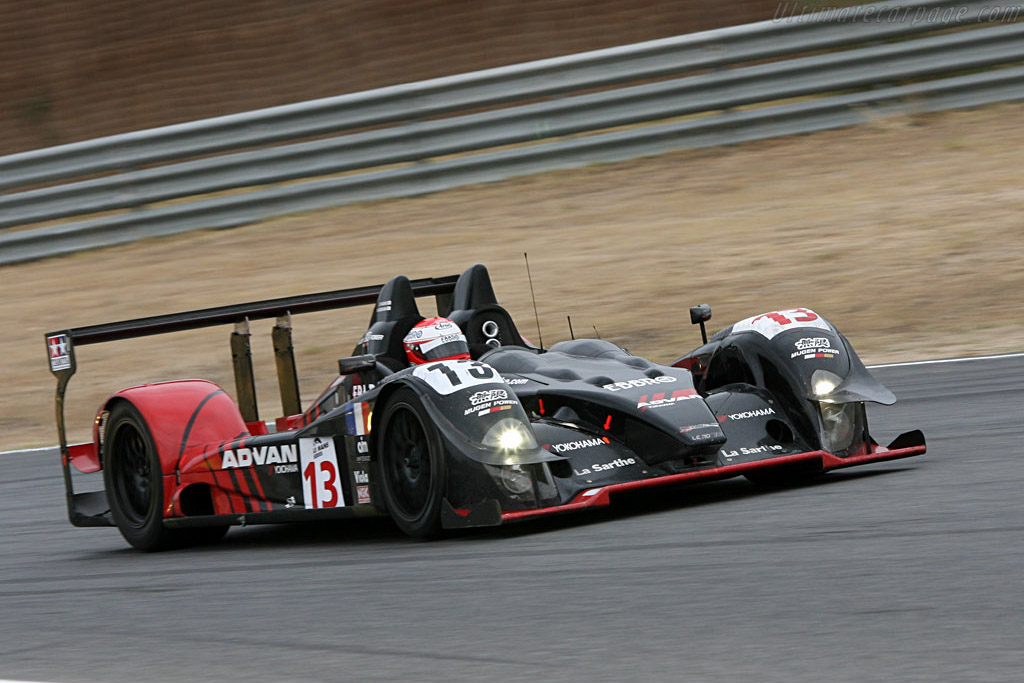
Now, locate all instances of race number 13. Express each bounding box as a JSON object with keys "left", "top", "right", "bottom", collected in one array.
[{"left": 299, "top": 437, "right": 346, "bottom": 509}]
